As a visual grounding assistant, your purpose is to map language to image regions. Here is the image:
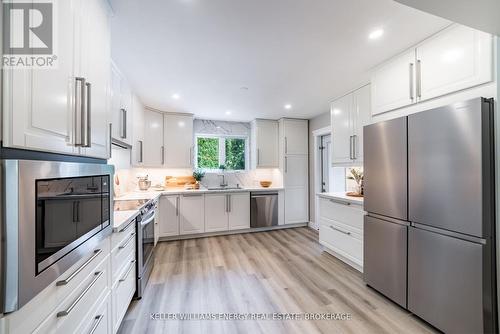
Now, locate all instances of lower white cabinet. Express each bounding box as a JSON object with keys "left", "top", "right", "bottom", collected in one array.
[
  {"left": 228, "top": 192, "right": 250, "bottom": 230},
  {"left": 111, "top": 255, "right": 136, "bottom": 333},
  {"left": 159, "top": 195, "right": 180, "bottom": 237},
  {"left": 77, "top": 291, "right": 112, "bottom": 334},
  {"left": 180, "top": 194, "right": 205, "bottom": 235},
  {"left": 318, "top": 196, "right": 365, "bottom": 271},
  {"left": 283, "top": 155, "right": 309, "bottom": 224},
  {"left": 205, "top": 192, "right": 250, "bottom": 232}
]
